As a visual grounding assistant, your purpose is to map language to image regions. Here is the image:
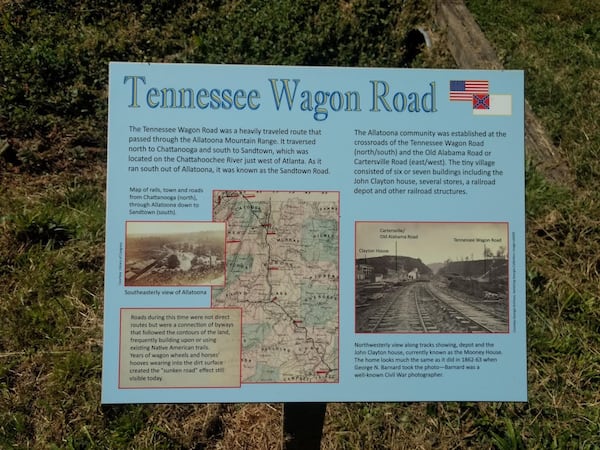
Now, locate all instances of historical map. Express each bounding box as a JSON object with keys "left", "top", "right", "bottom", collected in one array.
[{"left": 212, "top": 190, "right": 339, "bottom": 383}]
